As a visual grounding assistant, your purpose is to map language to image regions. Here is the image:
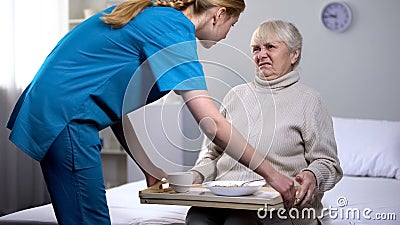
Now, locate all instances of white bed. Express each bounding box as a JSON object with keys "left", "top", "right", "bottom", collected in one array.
[
  {"left": 321, "top": 176, "right": 399, "bottom": 225},
  {"left": 1, "top": 117, "right": 399, "bottom": 225},
  {"left": 0, "top": 179, "right": 189, "bottom": 225},
  {"left": 320, "top": 117, "right": 400, "bottom": 225}
]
